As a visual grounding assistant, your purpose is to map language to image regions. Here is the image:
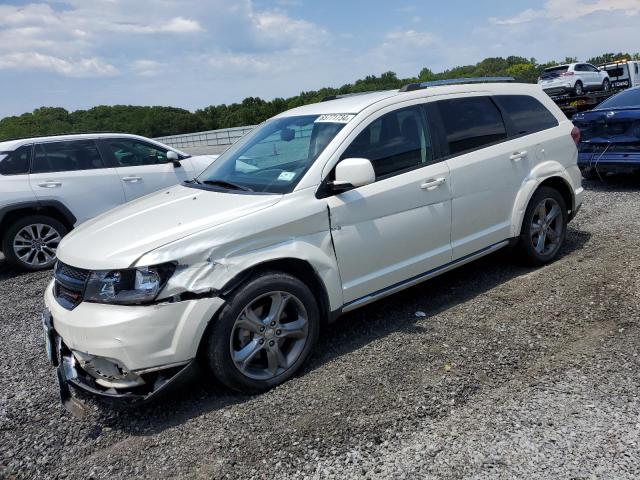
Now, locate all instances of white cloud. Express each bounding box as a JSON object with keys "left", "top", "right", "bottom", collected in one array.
[
  {"left": 493, "top": 0, "right": 640, "bottom": 25},
  {"left": 0, "top": 52, "right": 118, "bottom": 77},
  {"left": 130, "top": 59, "right": 163, "bottom": 77}
]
